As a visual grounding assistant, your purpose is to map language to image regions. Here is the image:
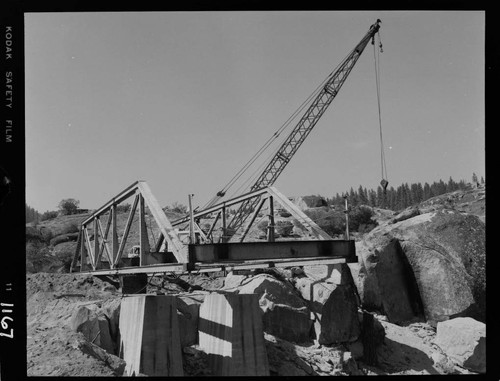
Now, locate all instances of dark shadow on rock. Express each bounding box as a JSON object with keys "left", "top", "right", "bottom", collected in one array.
[
  {"left": 449, "top": 302, "right": 485, "bottom": 324},
  {"left": 395, "top": 240, "right": 425, "bottom": 319},
  {"left": 377, "top": 337, "right": 438, "bottom": 375}
]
